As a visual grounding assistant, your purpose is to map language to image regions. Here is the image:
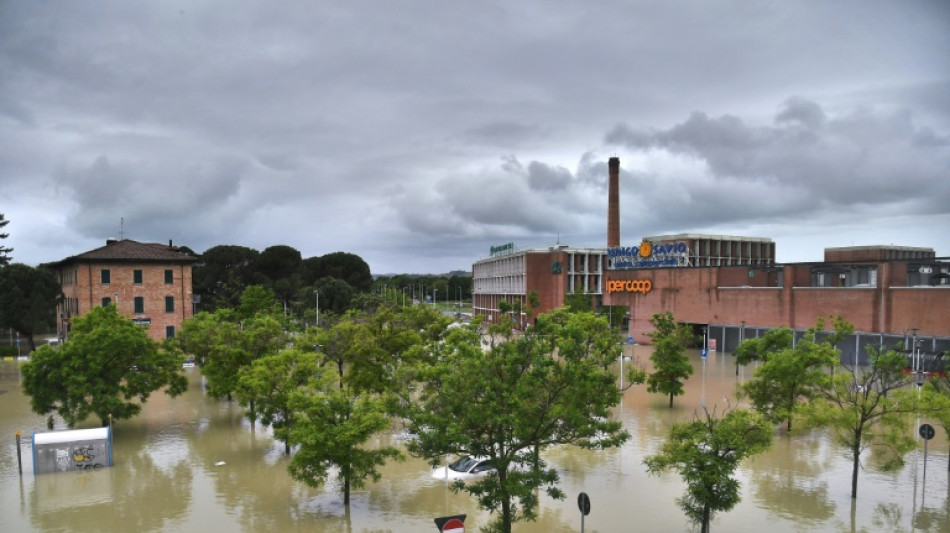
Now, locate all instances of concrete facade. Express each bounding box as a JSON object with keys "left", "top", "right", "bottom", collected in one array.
[
  {"left": 48, "top": 239, "right": 198, "bottom": 342},
  {"left": 472, "top": 246, "right": 605, "bottom": 327}
]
